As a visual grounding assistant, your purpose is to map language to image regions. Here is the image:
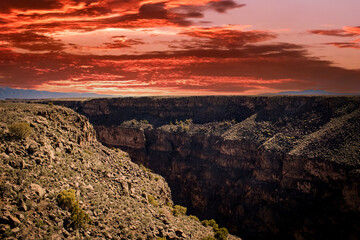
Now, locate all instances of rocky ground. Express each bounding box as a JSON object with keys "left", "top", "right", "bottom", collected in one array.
[
  {"left": 58, "top": 96, "right": 360, "bottom": 240},
  {"left": 0, "top": 102, "right": 240, "bottom": 240}
]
